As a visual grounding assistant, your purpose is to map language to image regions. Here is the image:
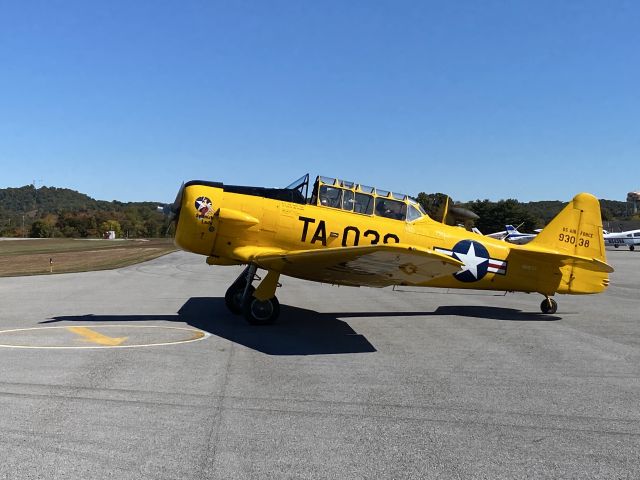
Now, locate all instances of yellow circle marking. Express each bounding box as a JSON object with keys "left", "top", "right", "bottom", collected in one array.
[{"left": 0, "top": 325, "right": 210, "bottom": 349}]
